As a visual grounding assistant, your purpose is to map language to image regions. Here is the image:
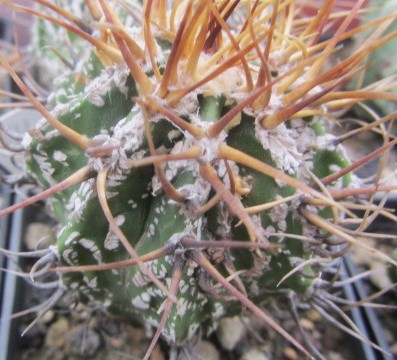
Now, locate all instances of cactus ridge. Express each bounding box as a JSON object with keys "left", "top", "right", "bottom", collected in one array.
[{"left": 1, "top": 0, "right": 397, "bottom": 358}]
